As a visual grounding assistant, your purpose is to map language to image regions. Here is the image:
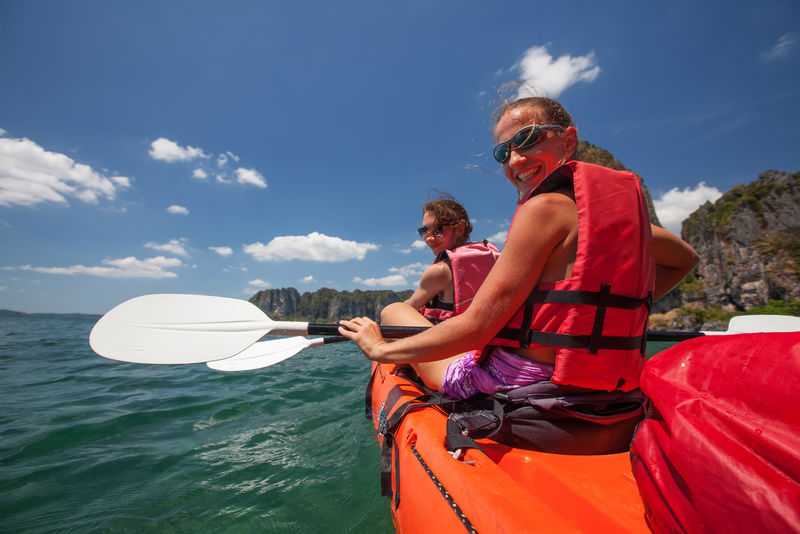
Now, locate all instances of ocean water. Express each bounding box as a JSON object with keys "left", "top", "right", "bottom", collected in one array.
[
  {"left": 1, "top": 315, "right": 679, "bottom": 534},
  {"left": 0, "top": 315, "right": 394, "bottom": 534}
]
